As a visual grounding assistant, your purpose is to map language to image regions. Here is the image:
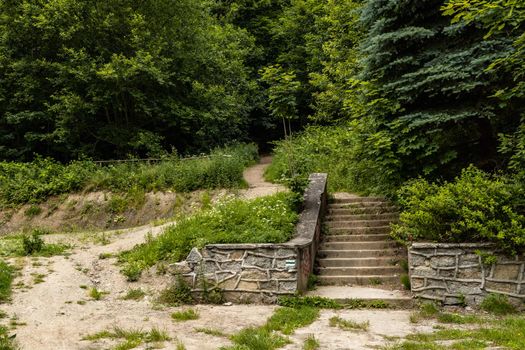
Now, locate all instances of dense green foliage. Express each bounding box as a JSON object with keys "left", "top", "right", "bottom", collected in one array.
[
  {"left": 0, "top": 0, "right": 257, "bottom": 160},
  {"left": 266, "top": 125, "right": 399, "bottom": 194},
  {"left": 0, "top": 144, "right": 257, "bottom": 207},
  {"left": 392, "top": 167, "right": 525, "bottom": 253},
  {"left": 119, "top": 192, "right": 299, "bottom": 277}
]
